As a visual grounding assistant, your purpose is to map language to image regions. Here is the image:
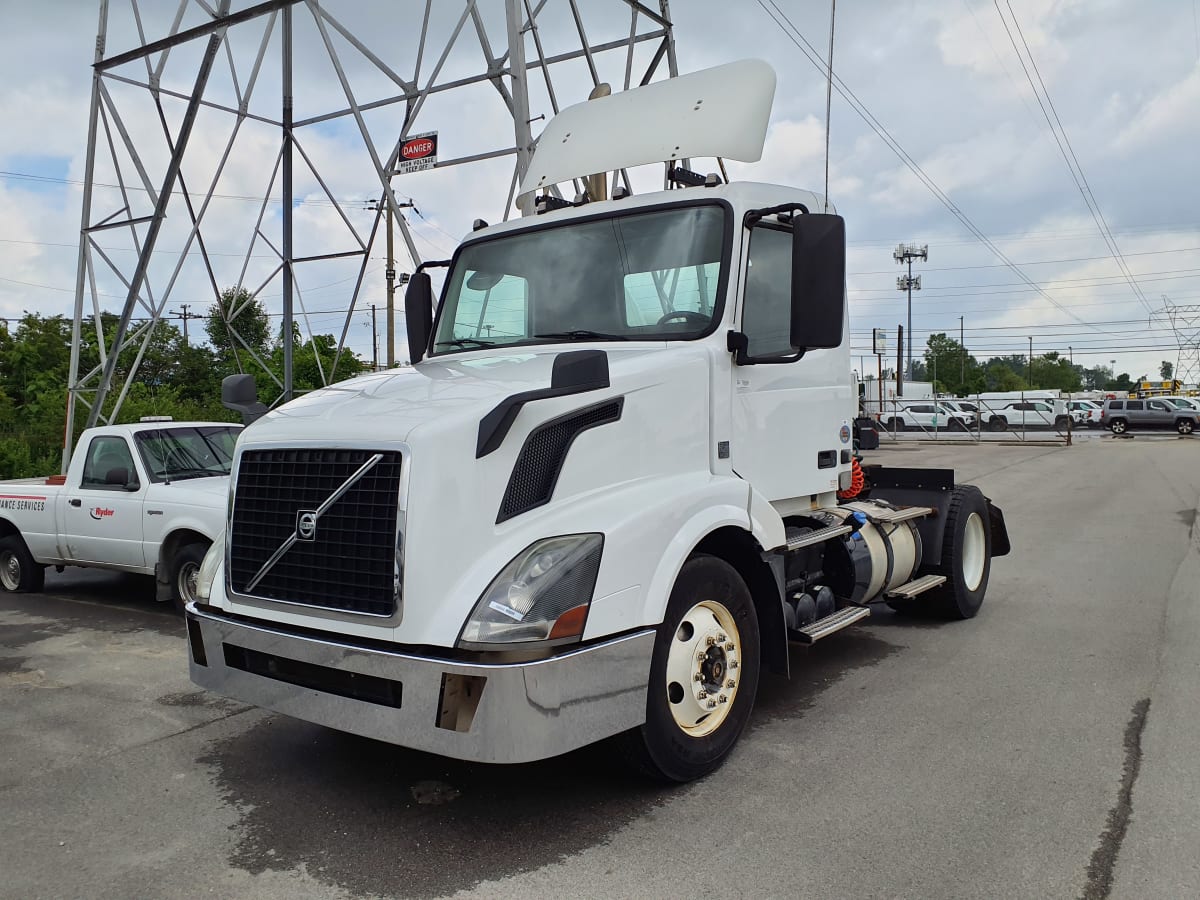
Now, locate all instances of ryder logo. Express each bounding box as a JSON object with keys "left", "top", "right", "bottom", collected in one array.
[{"left": 90, "top": 507, "right": 115, "bottom": 520}]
